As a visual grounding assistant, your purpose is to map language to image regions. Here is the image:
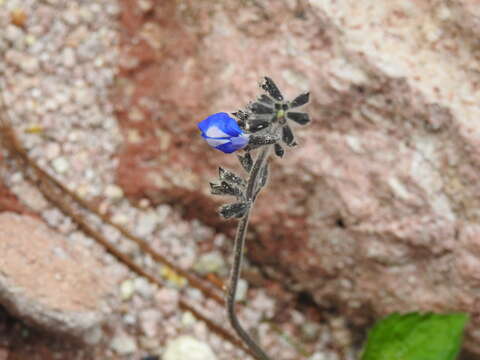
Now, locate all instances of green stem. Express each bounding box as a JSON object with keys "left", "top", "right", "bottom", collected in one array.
[{"left": 226, "top": 145, "right": 272, "bottom": 360}]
